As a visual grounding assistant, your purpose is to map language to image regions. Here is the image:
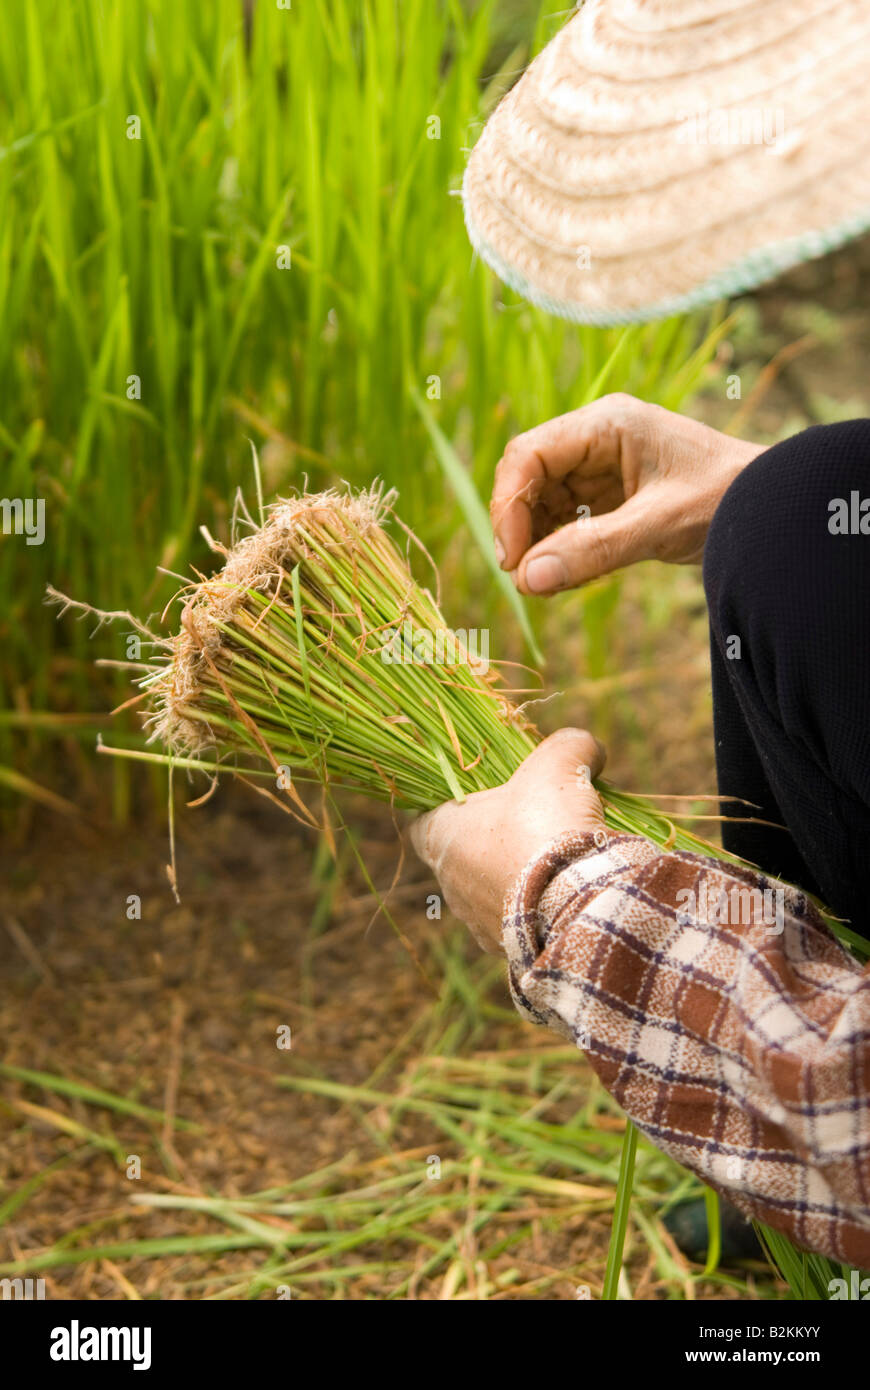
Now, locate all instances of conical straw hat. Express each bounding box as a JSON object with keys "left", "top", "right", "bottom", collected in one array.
[{"left": 462, "top": 0, "right": 870, "bottom": 324}]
